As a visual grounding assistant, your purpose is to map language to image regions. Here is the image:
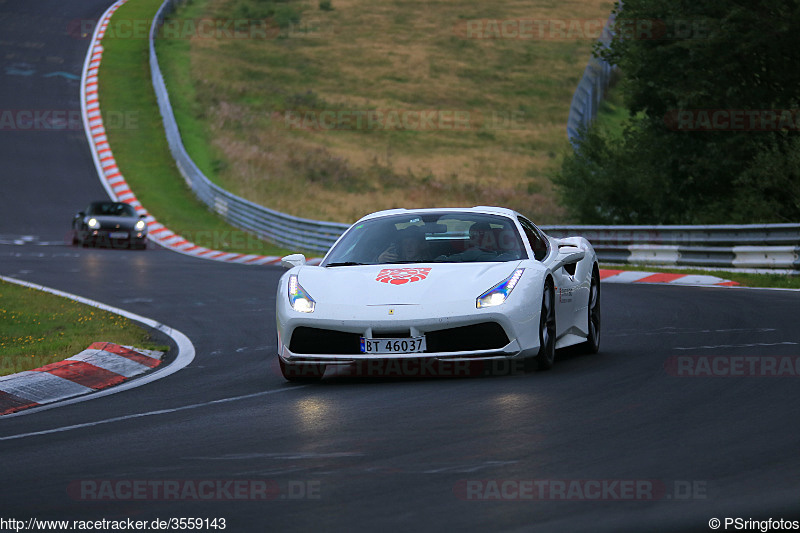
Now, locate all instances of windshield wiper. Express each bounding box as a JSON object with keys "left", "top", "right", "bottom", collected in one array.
[{"left": 326, "top": 261, "right": 368, "bottom": 267}]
